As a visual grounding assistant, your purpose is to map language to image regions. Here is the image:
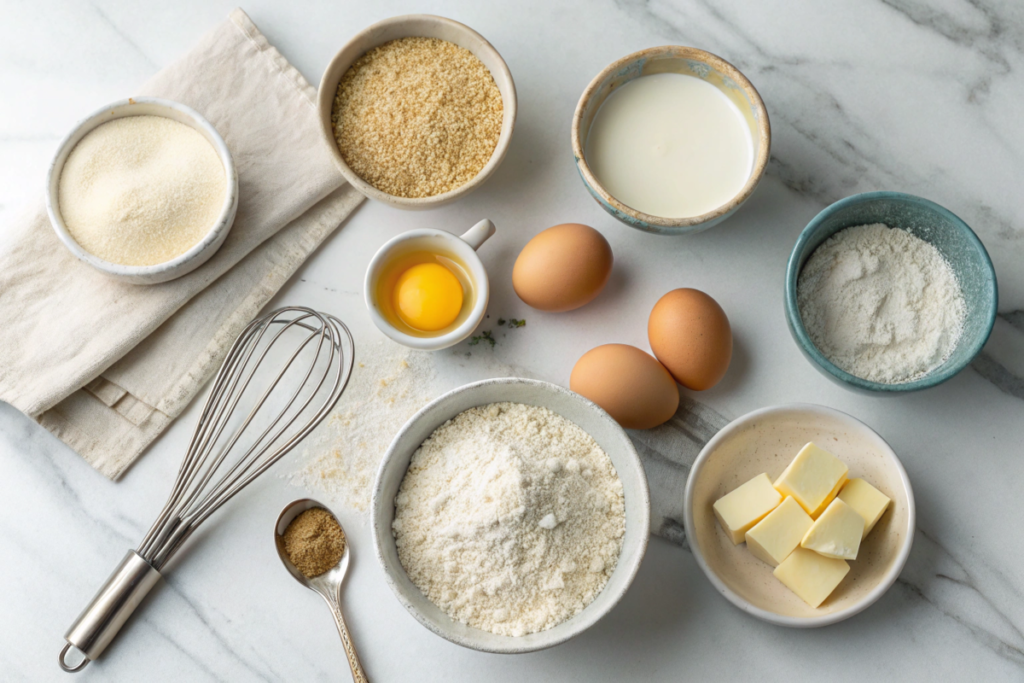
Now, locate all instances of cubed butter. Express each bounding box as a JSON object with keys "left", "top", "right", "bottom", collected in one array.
[
  {"left": 801, "top": 498, "right": 864, "bottom": 560},
  {"left": 773, "top": 442, "right": 848, "bottom": 517},
  {"left": 838, "top": 478, "right": 891, "bottom": 538},
  {"left": 773, "top": 547, "right": 850, "bottom": 608},
  {"left": 745, "top": 496, "right": 814, "bottom": 567},
  {"left": 713, "top": 473, "right": 782, "bottom": 545}
]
